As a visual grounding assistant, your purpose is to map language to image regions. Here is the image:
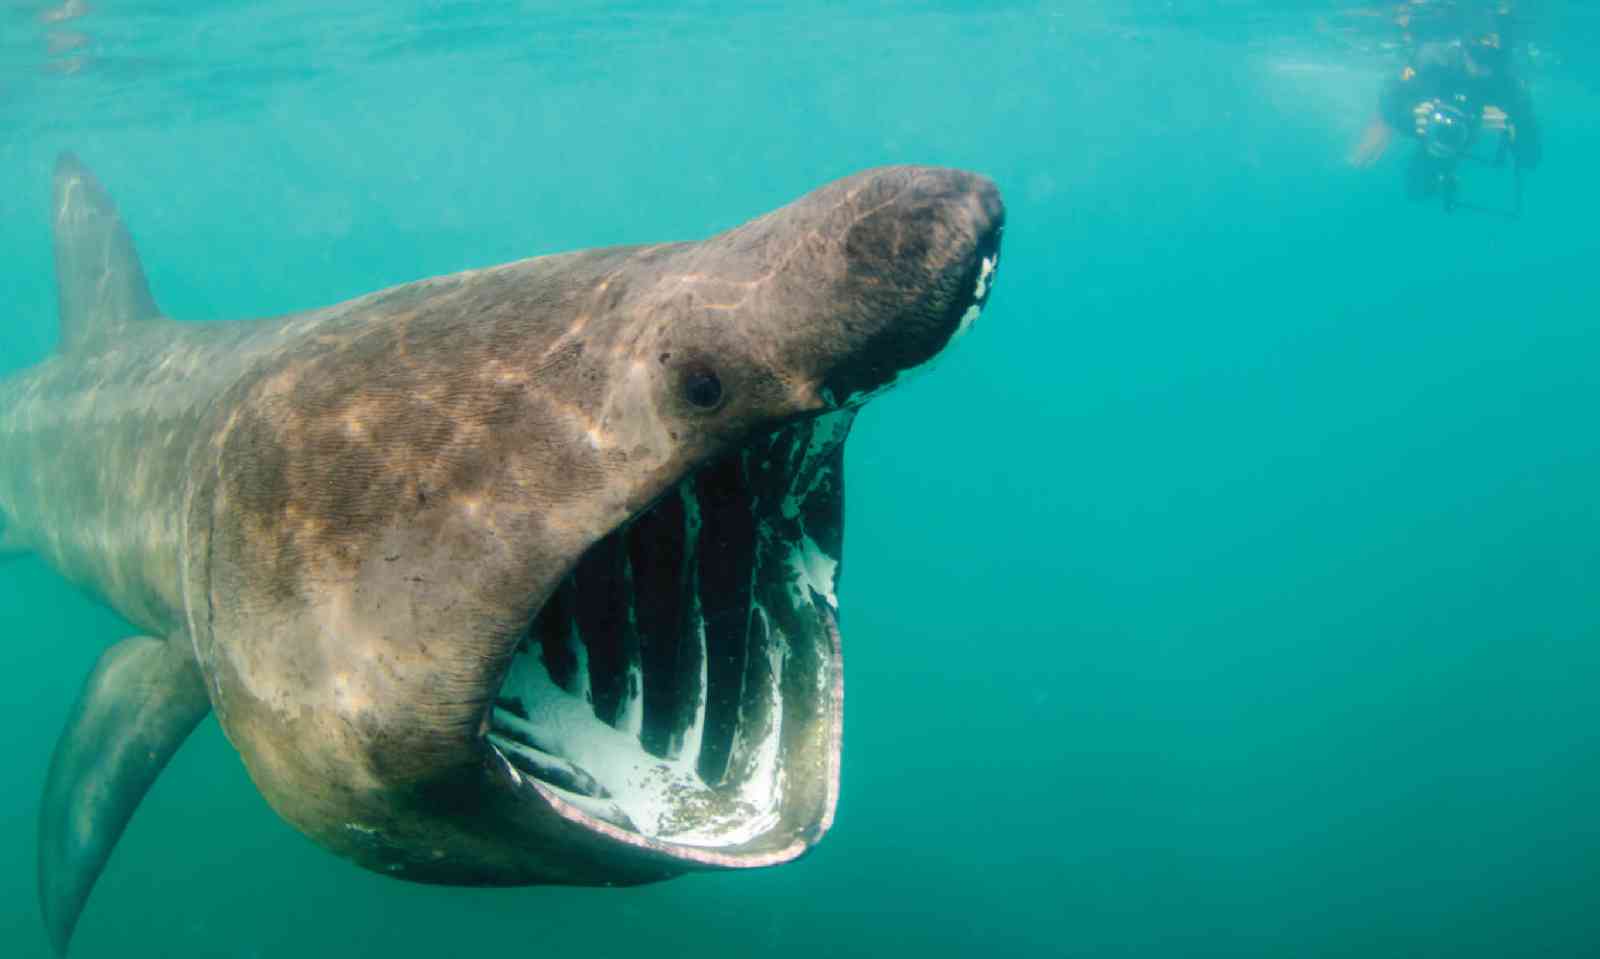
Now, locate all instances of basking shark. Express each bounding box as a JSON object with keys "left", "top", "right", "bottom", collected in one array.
[{"left": 0, "top": 154, "right": 1003, "bottom": 954}]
